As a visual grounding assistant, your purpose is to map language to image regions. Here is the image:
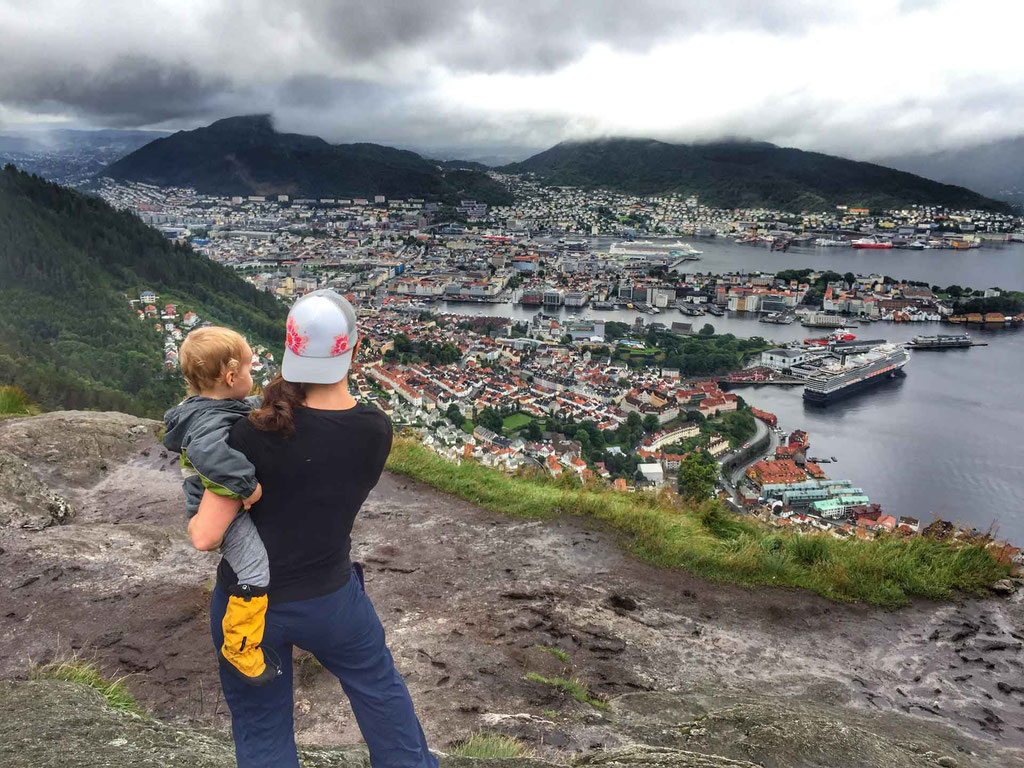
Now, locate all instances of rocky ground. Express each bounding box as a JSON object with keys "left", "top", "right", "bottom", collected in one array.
[{"left": 1, "top": 411, "right": 1023, "bottom": 767}]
